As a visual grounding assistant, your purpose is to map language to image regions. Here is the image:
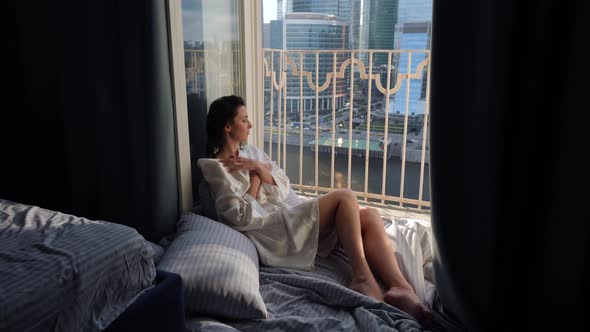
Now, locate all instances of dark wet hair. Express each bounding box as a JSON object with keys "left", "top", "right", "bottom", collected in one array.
[{"left": 206, "top": 95, "right": 246, "bottom": 158}]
